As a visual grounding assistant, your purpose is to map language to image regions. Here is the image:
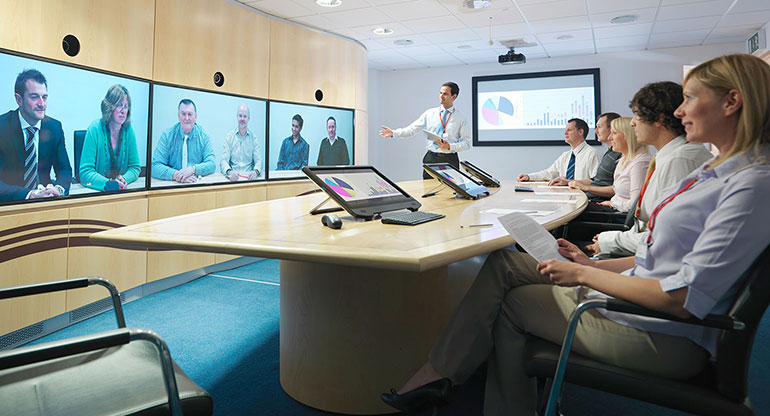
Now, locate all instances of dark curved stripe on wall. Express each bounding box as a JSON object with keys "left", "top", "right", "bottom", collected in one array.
[
  {"left": 0, "top": 228, "right": 69, "bottom": 249},
  {"left": 68, "top": 228, "right": 112, "bottom": 236},
  {"left": 0, "top": 237, "right": 69, "bottom": 263},
  {"left": 0, "top": 220, "right": 69, "bottom": 238},
  {"left": 69, "top": 236, "right": 148, "bottom": 252},
  {"left": 70, "top": 219, "right": 125, "bottom": 228}
]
